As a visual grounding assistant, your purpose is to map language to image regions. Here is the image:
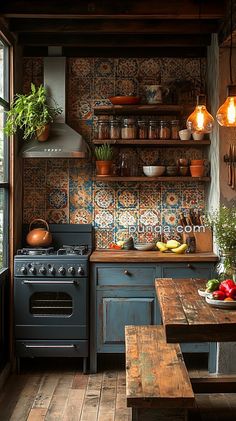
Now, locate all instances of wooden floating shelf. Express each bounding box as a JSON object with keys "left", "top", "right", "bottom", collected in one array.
[
  {"left": 93, "top": 139, "right": 210, "bottom": 146},
  {"left": 93, "top": 176, "right": 210, "bottom": 182},
  {"left": 94, "top": 104, "right": 186, "bottom": 115}
]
